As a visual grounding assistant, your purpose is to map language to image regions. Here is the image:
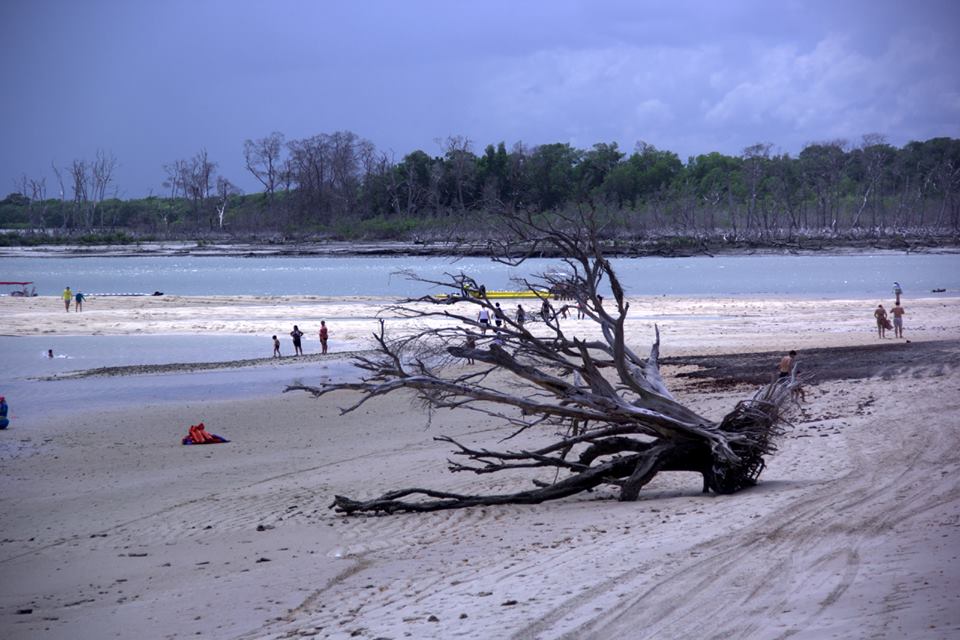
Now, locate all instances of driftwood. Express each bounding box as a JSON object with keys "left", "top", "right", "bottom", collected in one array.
[{"left": 287, "top": 209, "right": 797, "bottom": 514}]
